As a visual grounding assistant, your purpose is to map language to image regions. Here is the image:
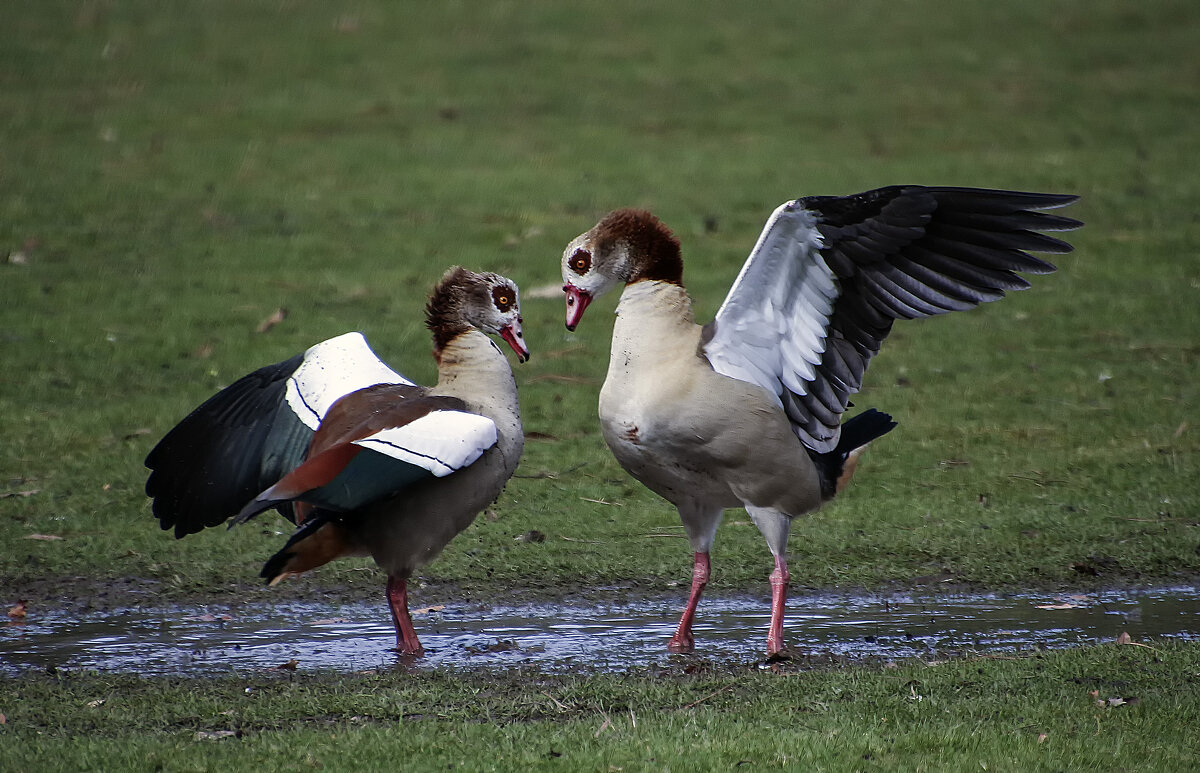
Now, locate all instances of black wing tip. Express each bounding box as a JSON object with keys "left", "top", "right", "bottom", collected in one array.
[
  {"left": 929, "top": 187, "right": 1083, "bottom": 221},
  {"left": 1027, "top": 216, "right": 1084, "bottom": 234},
  {"left": 839, "top": 408, "right": 898, "bottom": 452},
  {"left": 926, "top": 186, "right": 1078, "bottom": 204},
  {"left": 141, "top": 351, "right": 312, "bottom": 543},
  {"left": 801, "top": 186, "right": 1082, "bottom": 237},
  {"left": 146, "top": 465, "right": 226, "bottom": 538},
  {"left": 1023, "top": 192, "right": 1081, "bottom": 212},
  {"left": 152, "top": 505, "right": 218, "bottom": 540},
  {"left": 152, "top": 510, "right": 207, "bottom": 540}
]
